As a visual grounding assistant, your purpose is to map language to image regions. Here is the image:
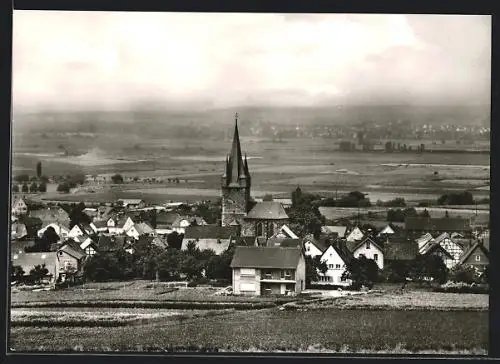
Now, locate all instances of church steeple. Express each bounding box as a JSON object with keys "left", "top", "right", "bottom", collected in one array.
[{"left": 224, "top": 113, "right": 250, "bottom": 186}]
